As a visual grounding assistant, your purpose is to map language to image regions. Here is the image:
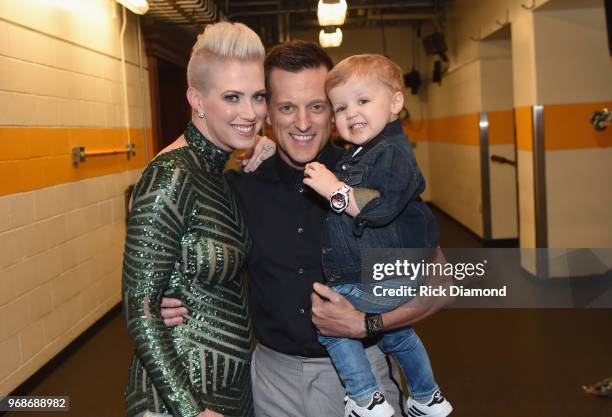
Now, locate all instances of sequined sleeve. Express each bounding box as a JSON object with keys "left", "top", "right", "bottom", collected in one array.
[{"left": 122, "top": 161, "right": 204, "bottom": 417}]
